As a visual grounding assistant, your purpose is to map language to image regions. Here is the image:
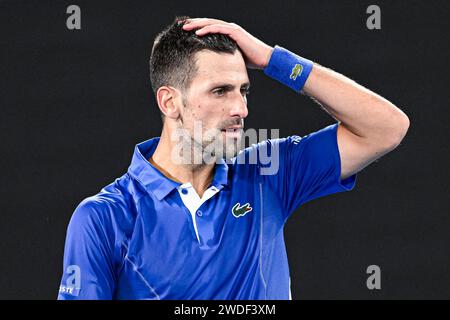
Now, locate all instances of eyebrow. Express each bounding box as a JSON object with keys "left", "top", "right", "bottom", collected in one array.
[{"left": 209, "top": 82, "right": 251, "bottom": 90}]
